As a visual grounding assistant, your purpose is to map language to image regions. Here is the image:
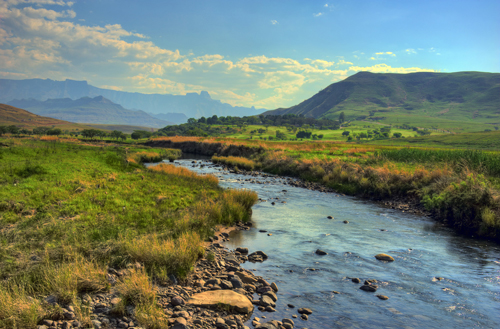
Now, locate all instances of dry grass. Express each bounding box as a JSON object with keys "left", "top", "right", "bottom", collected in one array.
[
  {"left": 0, "top": 284, "right": 44, "bottom": 329},
  {"left": 149, "top": 163, "right": 219, "bottom": 186},
  {"left": 39, "top": 136, "right": 59, "bottom": 142},
  {"left": 121, "top": 232, "right": 203, "bottom": 279},
  {"left": 40, "top": 258, "right": 109, "bottom": 304},
  {"left": 212, "top": 155, "right": 257, "bottom": 171}
]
